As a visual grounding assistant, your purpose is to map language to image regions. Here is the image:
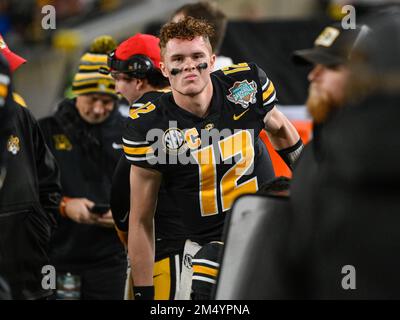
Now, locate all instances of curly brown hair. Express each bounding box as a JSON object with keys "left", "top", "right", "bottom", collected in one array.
[{"left": 159, "top": 16, "right": 214, "bottom": 56}]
